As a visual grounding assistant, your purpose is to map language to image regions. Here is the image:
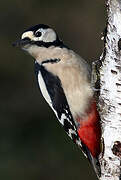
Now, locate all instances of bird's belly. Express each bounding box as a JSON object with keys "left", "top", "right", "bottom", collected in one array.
[{"left": 64, "top": 87, "right": 92, "bottom": 119}]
